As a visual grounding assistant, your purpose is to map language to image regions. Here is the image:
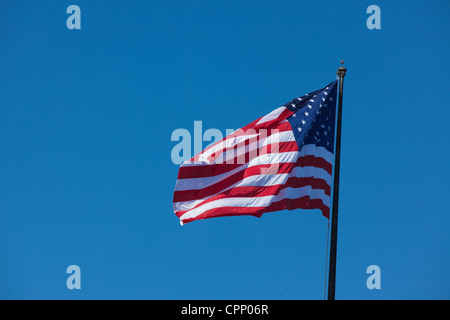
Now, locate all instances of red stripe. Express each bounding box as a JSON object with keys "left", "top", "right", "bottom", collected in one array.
[
  {"left": 174, "top": 161, "right": 297, "bottom": 203},
  {"left": 204, "top": 124, "right": 293, "bottom": 164},
  {"left": 178, "top": 140, "right": 298, "bottom": 180},
  {"left": 179, "top": 196, "right": 329, "bottom": 224},
  {"left": 297, "top": 155, "right": 332, "bottom": 175},
  {"left": 180, "top": 148, "right": 332, "bottom": 181},
  {"left": 174, "top": 176, "right": 331, "bottom": 216},
  {"left": 190, "top": 115, "right": 293, "bottom": 162},
  {"left": 238, "top": 107, "right": 293, "bottom": 132},
  {"left": 174, "top": 153, "right": 332, "bottom": 203}
]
